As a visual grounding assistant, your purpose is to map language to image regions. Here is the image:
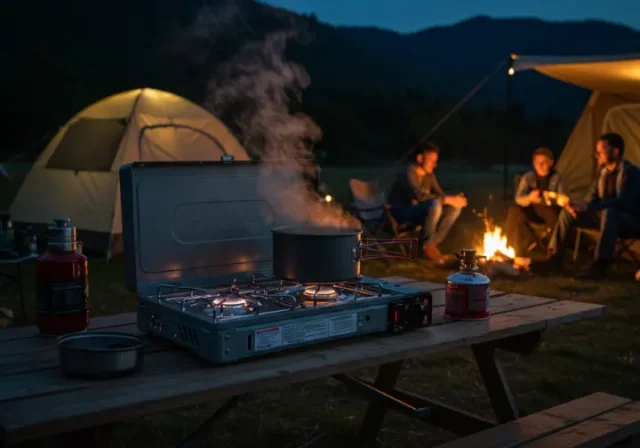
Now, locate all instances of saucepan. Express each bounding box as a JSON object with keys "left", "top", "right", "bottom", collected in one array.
[
  {"left": 58, "top": 331, "right": 147, "bottom": 379},
  {"left": 272, "top": 225, "right": 417, "bottom": 283}
]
